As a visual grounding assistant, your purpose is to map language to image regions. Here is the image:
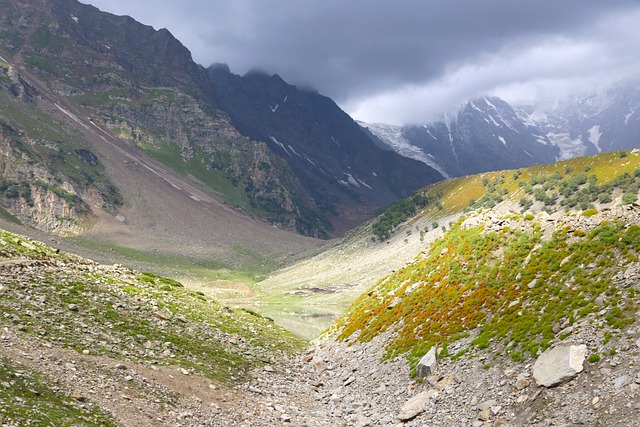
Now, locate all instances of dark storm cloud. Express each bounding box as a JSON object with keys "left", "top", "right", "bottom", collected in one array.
[{"left": 84, "top": 0, "right": 640, "bottom": 124}]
